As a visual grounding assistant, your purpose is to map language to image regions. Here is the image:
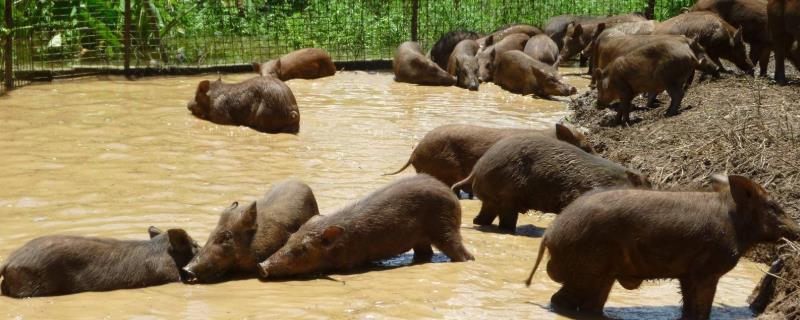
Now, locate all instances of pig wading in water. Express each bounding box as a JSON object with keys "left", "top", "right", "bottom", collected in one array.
[
  {"left": 493, "top": 50, "right": 578, "bottom": 97},
  {"left": 447, "top": 39, "right": 481, "bottom": 91},
  {"left": 594, "top": 37, "right": 704, "bottom": 124},
  {"left": 187, "top": 77, "right": 300, "bottom": 134},
  {"left": 393, "top": 41, "right": 456, "bottom": 86},
  {"left": 252, "top": 48, "right": 336, "bottom": 81},
  {"left": 385, "top": 123, "right": 595, "bottom": 196},
  {"left": 452, "top": 133, "right": 650, "bottom": 233},
  {"left": 257, "top": 174, "right": 474, "bottom": 278},
  {"left": 430, "top": 31, "right": 481, "bottom": 70},
  {"left": 525, "top": 175, "right": 800, "bottom": 319},
  {"left": 183, "top": 180, "right": 319, "bottom": 283},
  {"left": 0, "top": 227, "right": 199, "bottom": 298},
  {"left": 523, "top": 34, "right": 560, "bottom": 66},
  {"left": 476, "top": 33, "right": 530, "bottom": 82}
]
